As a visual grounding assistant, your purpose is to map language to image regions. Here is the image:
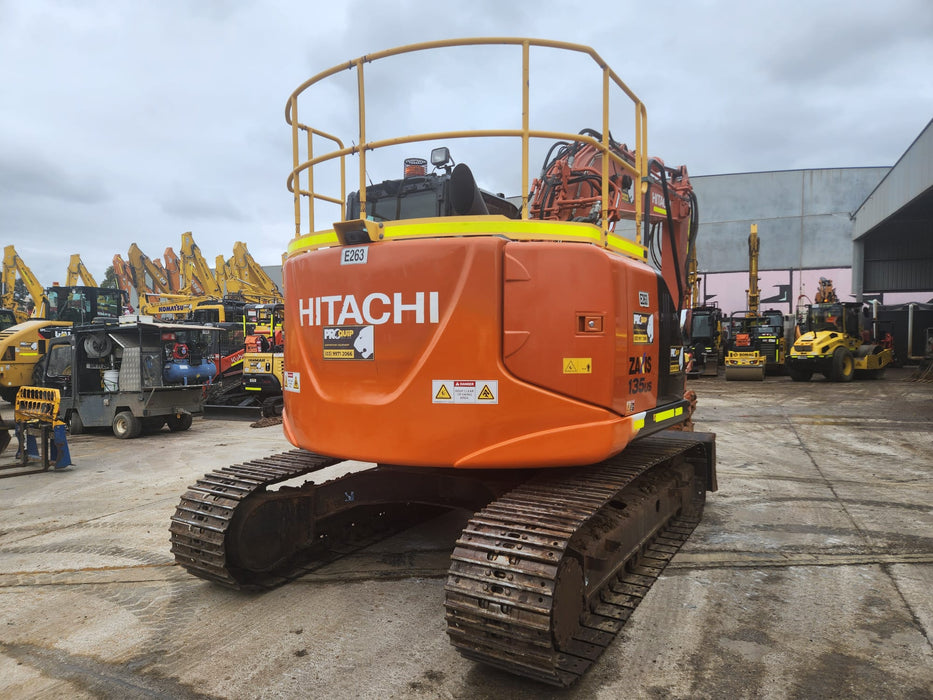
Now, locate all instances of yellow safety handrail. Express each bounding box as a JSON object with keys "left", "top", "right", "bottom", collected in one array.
[{"left": 284, "top": 38, "right": 648, "bottom": 253}]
